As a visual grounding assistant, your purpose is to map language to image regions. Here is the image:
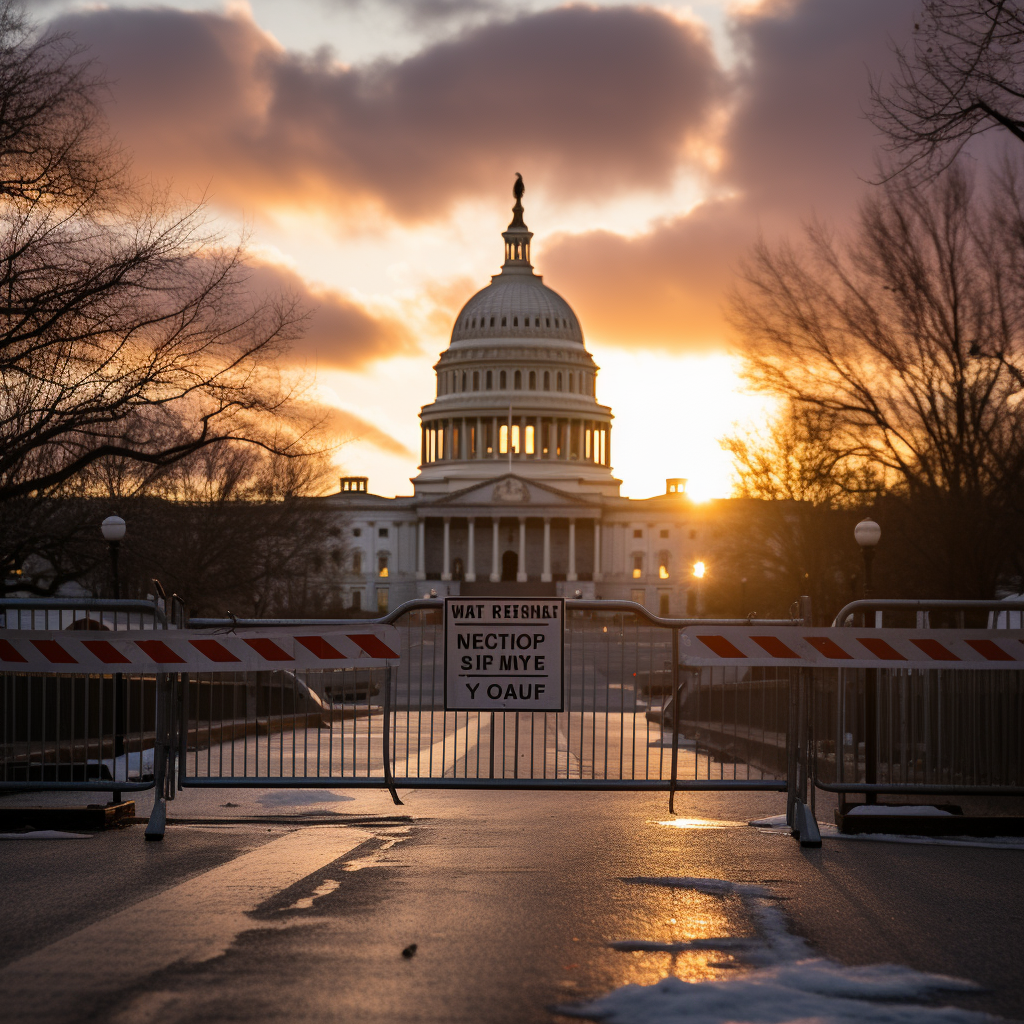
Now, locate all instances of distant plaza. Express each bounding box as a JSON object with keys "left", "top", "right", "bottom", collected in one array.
[{"left": 328, "top": 178, "right": 708, "bottom": 615}]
